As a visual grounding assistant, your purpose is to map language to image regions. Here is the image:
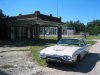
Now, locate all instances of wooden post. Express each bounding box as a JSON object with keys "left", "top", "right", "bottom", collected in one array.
[
  {"left": 58, "top": 26, "right": 62, "bottom": 40},
  {"left": 11, "top": 27, "right": 15, "bottom": 40},
  {"left": 8, "top": 26, "right": 11, "bottom": 39},
  {"left": 34, "top": 24, "right": 40, "bottom": 41},
  {"left": 44, "top": 27, "right": 45, "bottom": 39},
  {"left": 27, "top": 27, "right": 31, "bottom": 39},
  {"left": 30, "top": 26, "right": 33, "bottom": 39},
  {"left": 19, "top": 26, "right": 21, "bottom": 40}
]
